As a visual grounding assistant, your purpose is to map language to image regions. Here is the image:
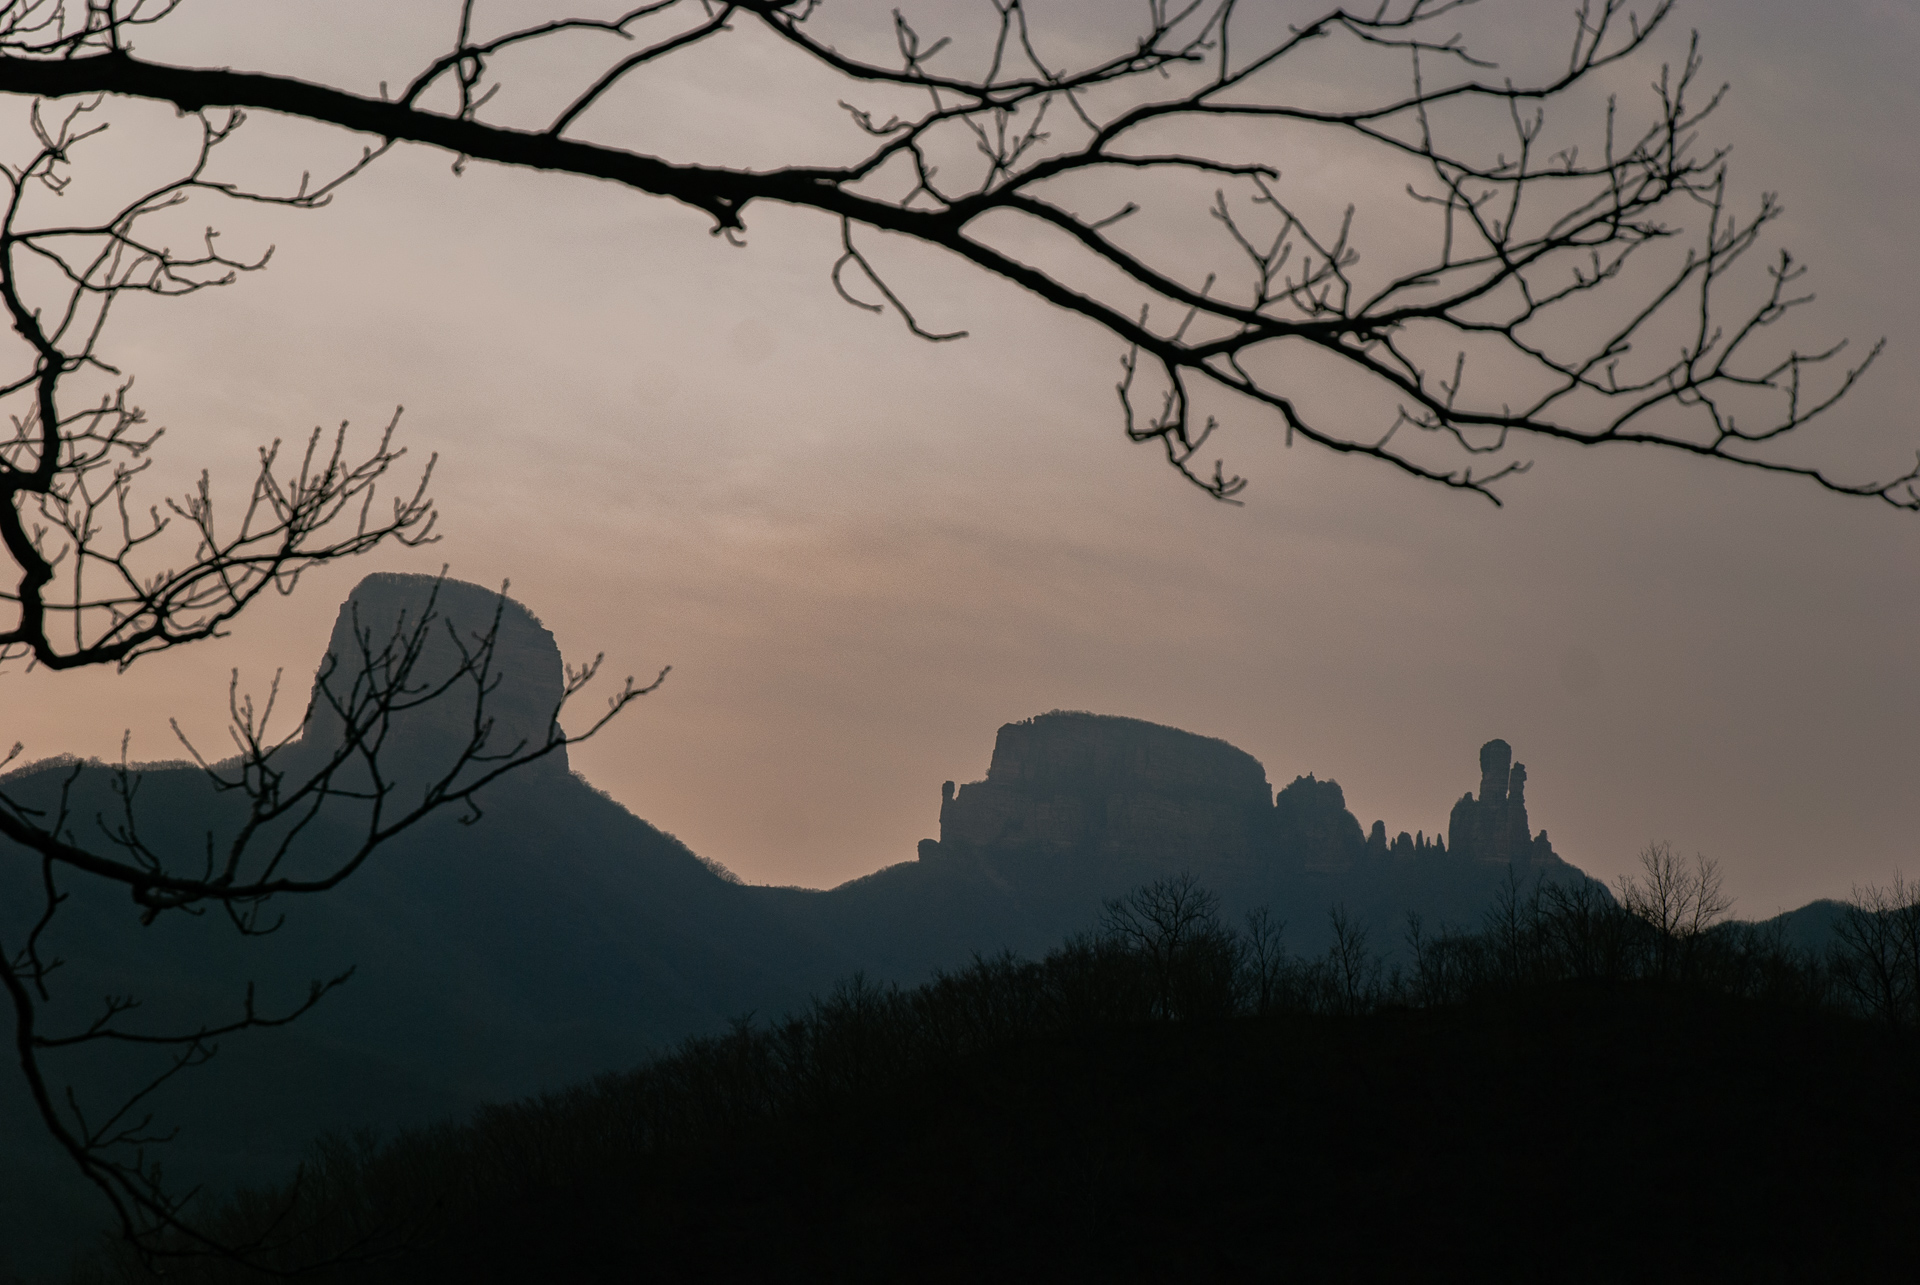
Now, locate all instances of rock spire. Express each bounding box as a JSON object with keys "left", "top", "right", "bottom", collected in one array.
[{"left": 1447, "top": 739, "right": 1557, "bottom": 865}]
